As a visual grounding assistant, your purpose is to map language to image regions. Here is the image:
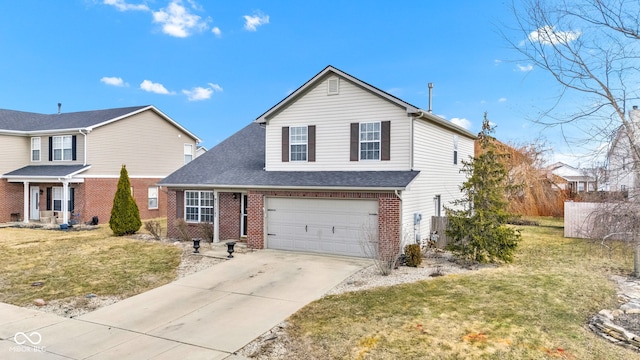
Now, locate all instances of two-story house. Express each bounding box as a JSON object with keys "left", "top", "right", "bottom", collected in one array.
[
  {"left": 160, "top": 66, "right": 476, "bottom": 258},
  {"left": 0, "top": 105, "right": 200, "bottom": 225},
  {"left": 605, "top": 106, "right": 640, "bottom": 193}
]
